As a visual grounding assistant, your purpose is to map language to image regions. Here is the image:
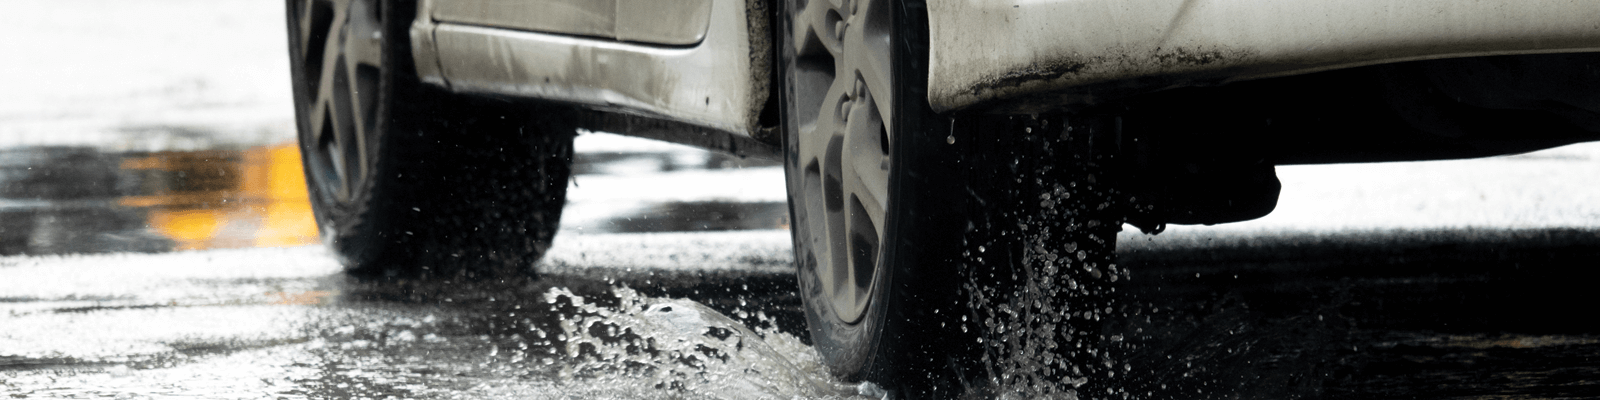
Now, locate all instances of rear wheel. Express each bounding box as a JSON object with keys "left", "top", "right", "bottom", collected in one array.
[
  {"left": 287, "top": 0, "right": 574, "bottom": 278},
  {"left": 782, "top": 0, "right": 903, "bottom": 383},
  {"left": 780, "top": 0, "right": 1125, "bottom": 397}
]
